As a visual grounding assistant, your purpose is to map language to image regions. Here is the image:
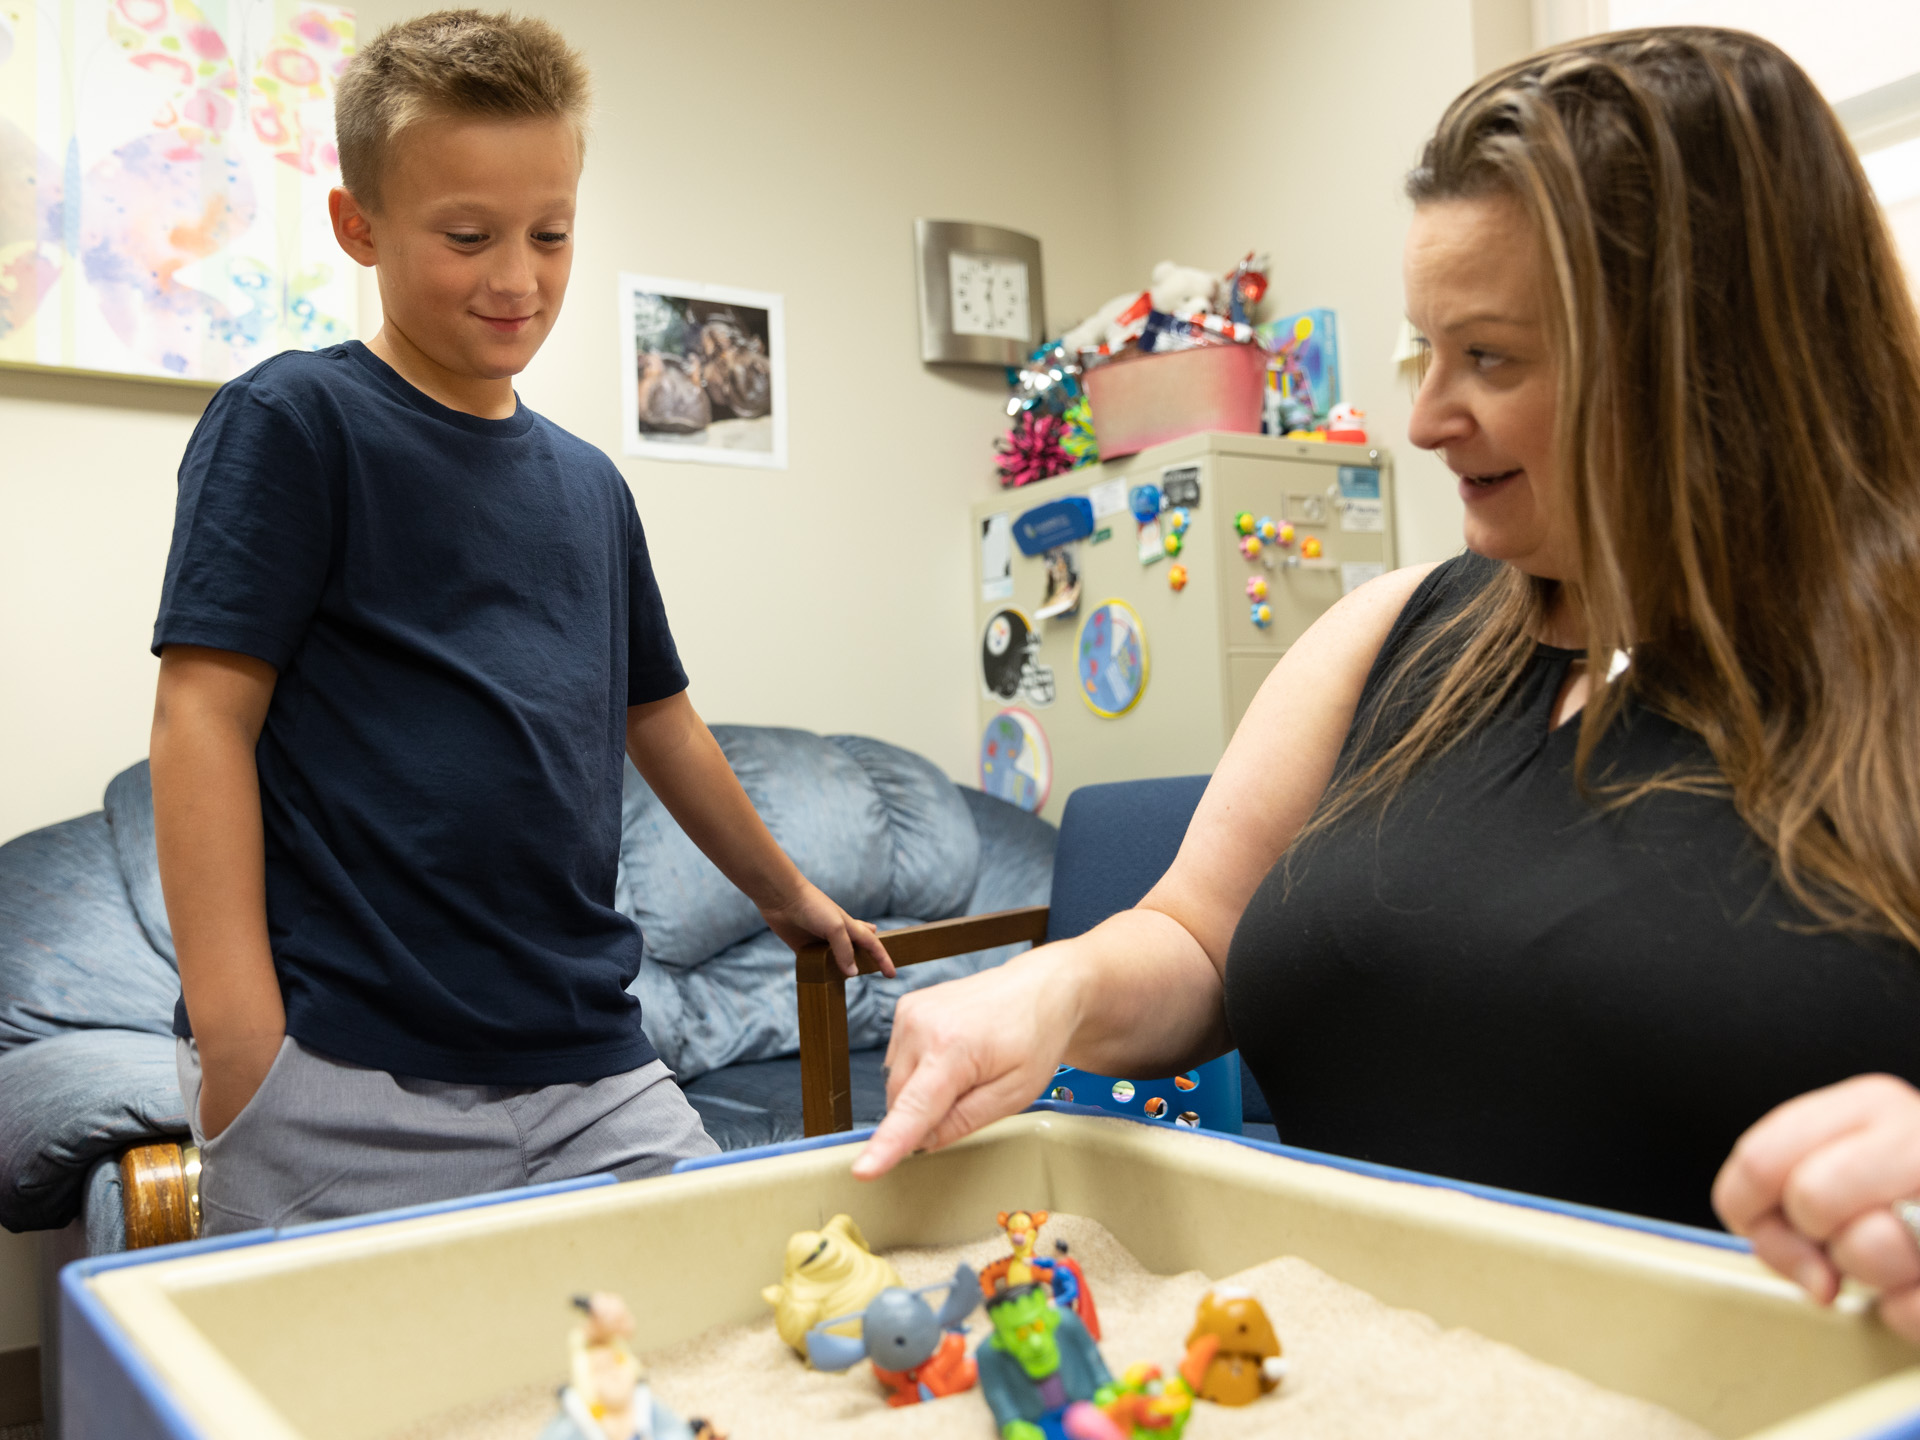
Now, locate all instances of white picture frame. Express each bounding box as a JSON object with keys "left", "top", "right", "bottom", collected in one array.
[{"left": 618, "top": 272, "right": 788, "bottom": 470}]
